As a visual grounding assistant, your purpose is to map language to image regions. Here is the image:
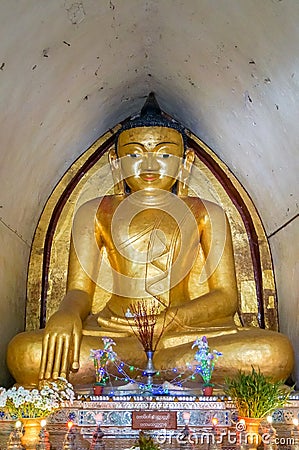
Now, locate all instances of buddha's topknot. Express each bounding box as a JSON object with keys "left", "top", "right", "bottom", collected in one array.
[{"left": 116, "top": 93, "right": 187, "bottom": 149}]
